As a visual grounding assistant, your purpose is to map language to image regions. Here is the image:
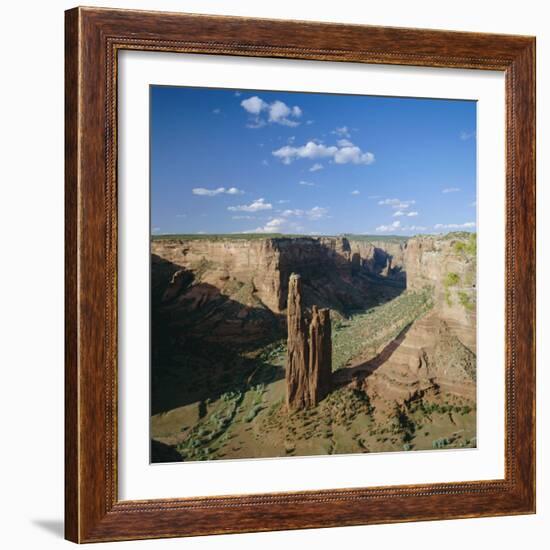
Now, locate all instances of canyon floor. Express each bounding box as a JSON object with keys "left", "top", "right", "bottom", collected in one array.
[{"left": 150, "top": 235, "right": 477, "bottom": 462}]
